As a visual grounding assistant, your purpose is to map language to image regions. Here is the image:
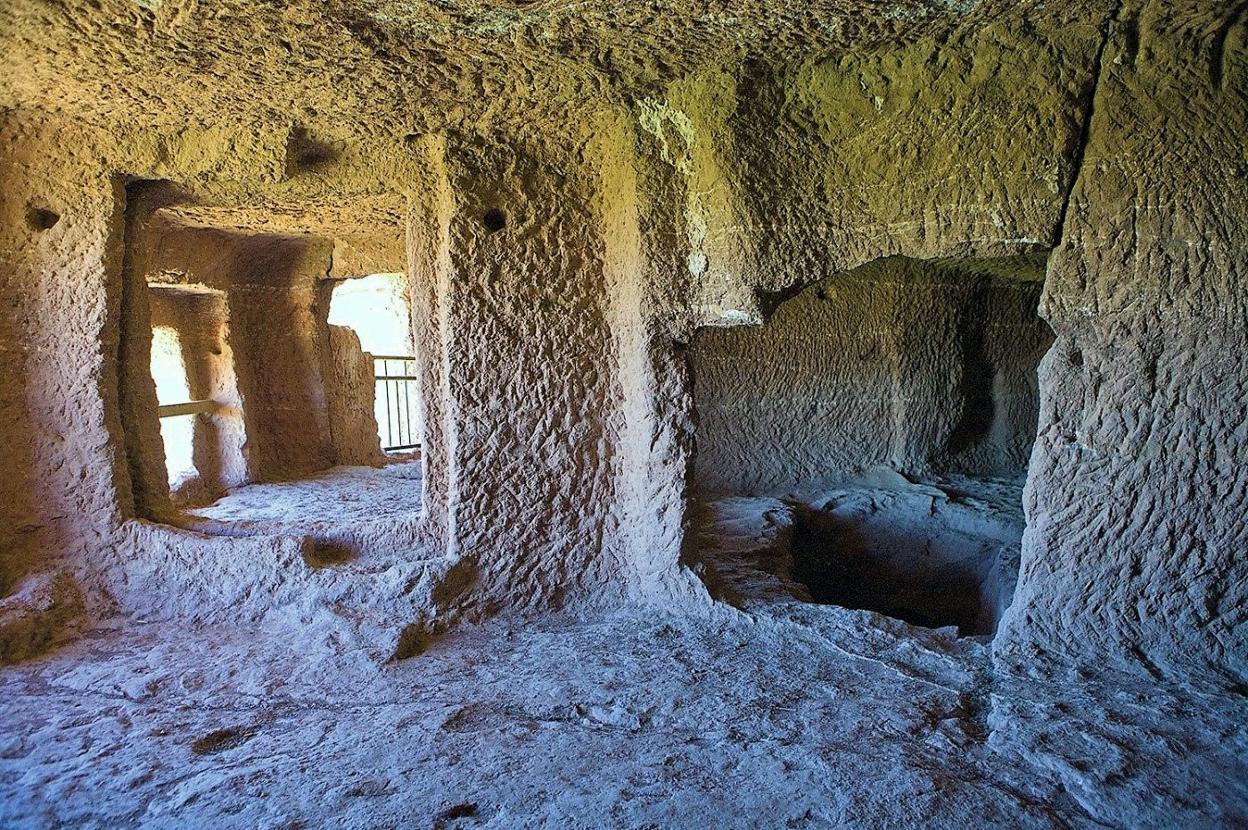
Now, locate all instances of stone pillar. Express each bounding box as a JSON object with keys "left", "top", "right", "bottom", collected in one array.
[
  {"left": 407, "top": 122, "right": 707, "bottom": 611},
  {"left": 117, "top": 182, "right": 178, "bottom": 520},
  {"left": 409, "top": 131, "right": 625, "bottom": 609},
  {"left": 221, "top": 234, "right": 336, "bottom": 482},
  {"left": 148, "top": 286, "right": 248, "bottom": 506},
  {"left": 999, "top": 1, "right": 1248, "bottom": 676},
  {"left": 323, "top": 323, "right": 386, "bottom": 467},
  {"left": 0, "top": 113, "right": 131, "bottom": 583}
]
